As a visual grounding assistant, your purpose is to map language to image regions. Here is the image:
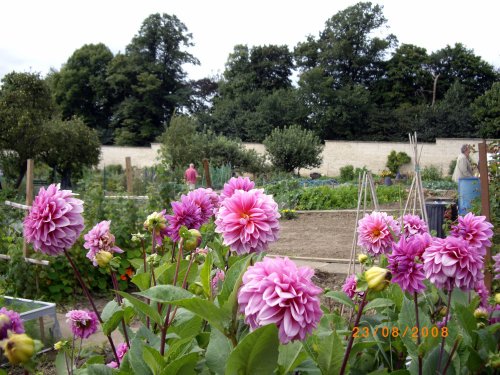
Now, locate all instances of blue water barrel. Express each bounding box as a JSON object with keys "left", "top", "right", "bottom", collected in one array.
[{"left": 457, "top": 177, "right": 480, "bottom": 215}]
